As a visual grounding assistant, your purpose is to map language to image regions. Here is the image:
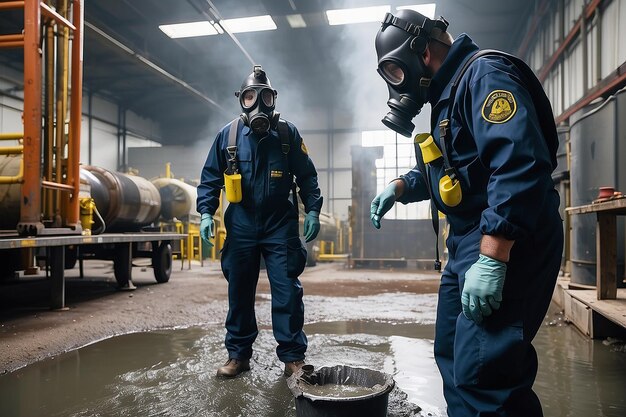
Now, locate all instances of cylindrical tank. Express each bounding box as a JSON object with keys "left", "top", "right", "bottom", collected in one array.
[
  {"left": 151, "top": 178, "right": 198, "bottom": 220},
  {"left": 570, "top": 89, "right": 626, "bottom": 286},
  {"left": 0, "top": 155, "right": 21, "bottom": 230},
  {"left": 81, "top": 166, "right": 161, "bottom": 232}
]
